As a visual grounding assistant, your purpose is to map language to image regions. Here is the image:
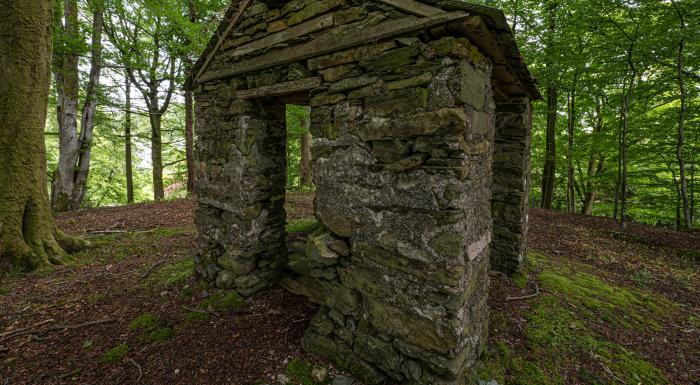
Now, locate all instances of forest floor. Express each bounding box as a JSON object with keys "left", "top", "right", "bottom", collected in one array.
[{"left": 0, "top": 193, "right": 698, "bottom": 385}]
